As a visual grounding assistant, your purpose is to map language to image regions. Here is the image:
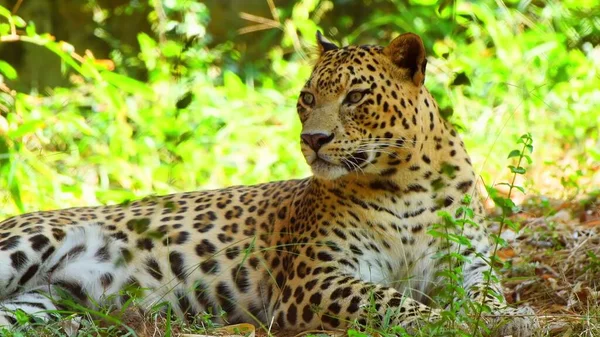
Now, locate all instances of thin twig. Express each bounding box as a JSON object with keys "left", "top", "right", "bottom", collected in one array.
[
  {"left": 11, "top": 0, "right": 23, "bottom": 14},
  {"left": 239, "top": 12, "right": 280, "bottom": 27}
]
